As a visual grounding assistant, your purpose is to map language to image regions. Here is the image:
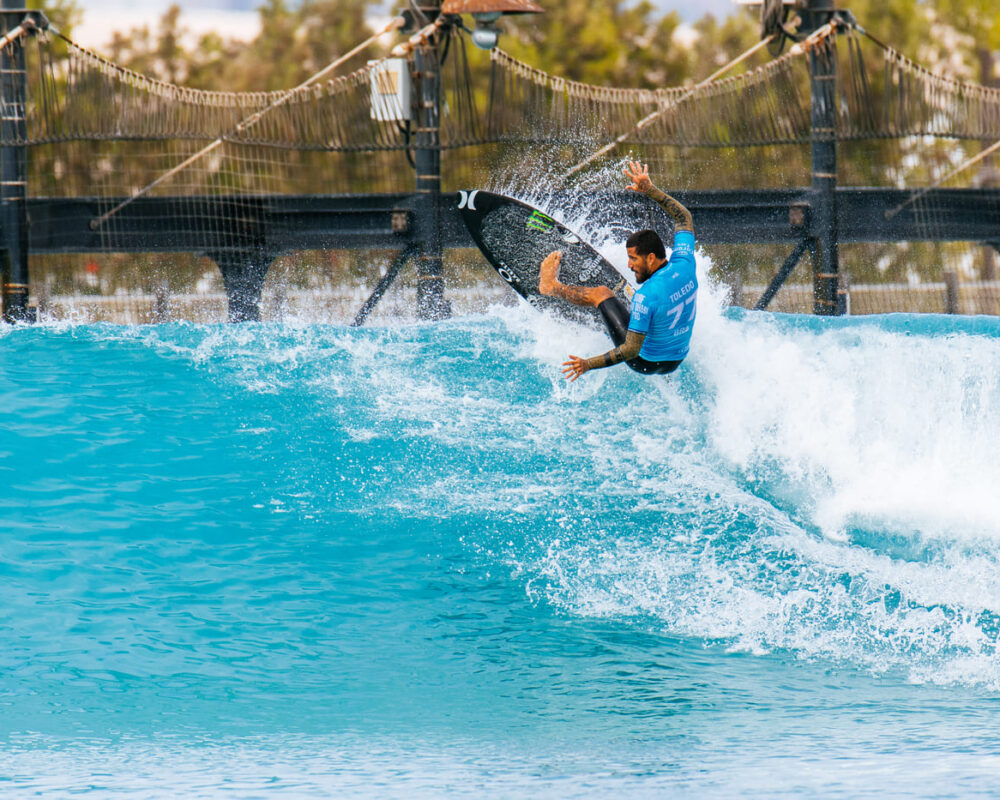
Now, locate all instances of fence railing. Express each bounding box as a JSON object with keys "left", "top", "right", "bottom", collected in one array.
[{"left": 31, "top": 280, "right": 1000, "bottom": 325}]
